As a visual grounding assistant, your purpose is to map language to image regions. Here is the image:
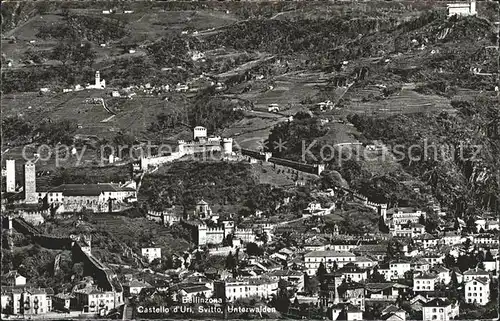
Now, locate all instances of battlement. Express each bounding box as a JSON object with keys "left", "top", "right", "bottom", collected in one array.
[
  {"left": 180, "top": 140, "right": 222, "bottom": 147},
  {"left": 17, "top": 210, "right": 49, "bottom": 216},
  {"left": 147, "top": 210, "right": 176, "bottom": 217},
  {"left": 207, "top": 227, "right": 225, "bottom": 233}
]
